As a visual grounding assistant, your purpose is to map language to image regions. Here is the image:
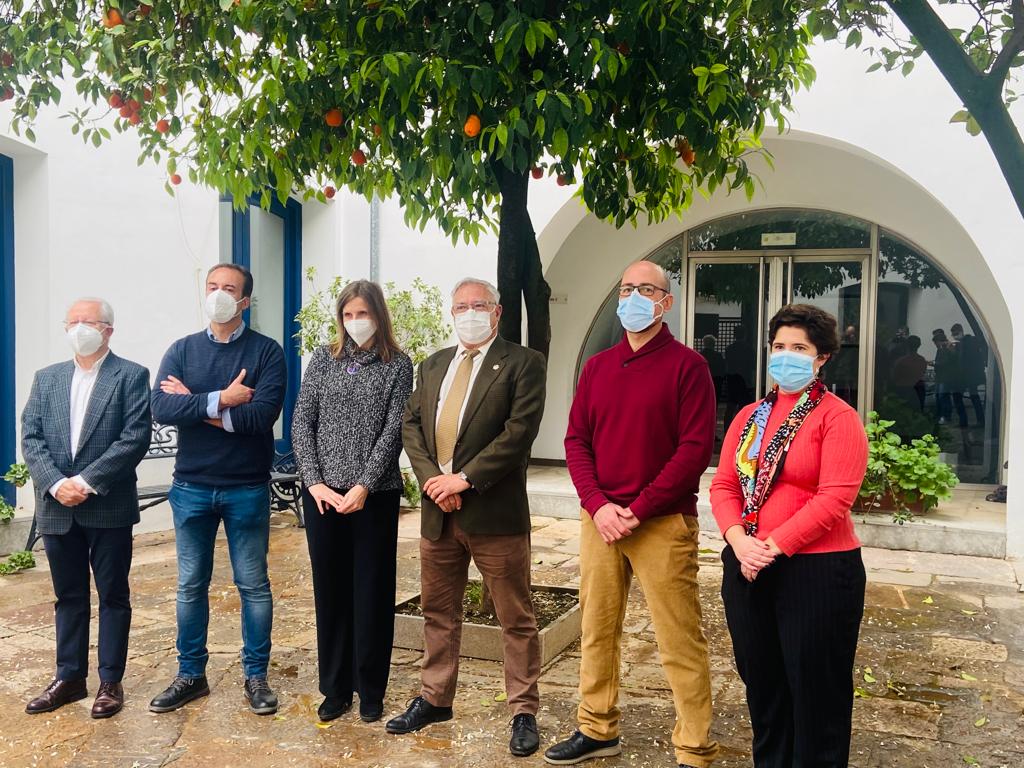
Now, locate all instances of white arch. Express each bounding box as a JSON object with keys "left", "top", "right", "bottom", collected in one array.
[{"left": 535, "top": 129, "right": 1014, "bottom": 548}]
